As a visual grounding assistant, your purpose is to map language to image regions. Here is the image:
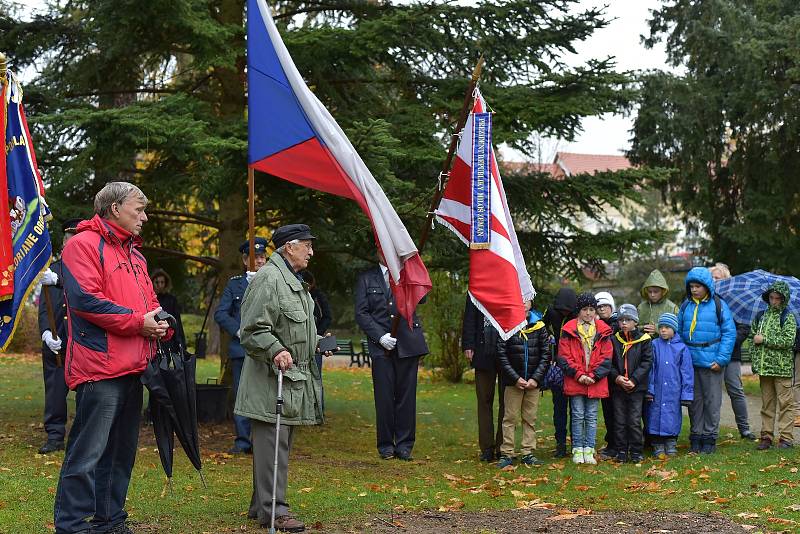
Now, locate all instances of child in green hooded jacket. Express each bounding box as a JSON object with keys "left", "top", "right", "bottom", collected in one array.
[
  {"left": 750, "top": 280, "right": 796, "bottom": 450},
  {"left": 638, "top": 269, "right": 678, "bottom": 336}
]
